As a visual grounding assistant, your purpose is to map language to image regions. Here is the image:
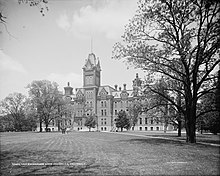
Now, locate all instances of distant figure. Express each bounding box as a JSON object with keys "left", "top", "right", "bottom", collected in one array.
[
  {"left": 61, "top": 127, "right": 66, "bottom": 134},
  {"left": 66, "top": 127, "right": 70, "bottom": 134}
]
